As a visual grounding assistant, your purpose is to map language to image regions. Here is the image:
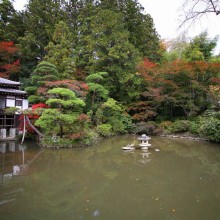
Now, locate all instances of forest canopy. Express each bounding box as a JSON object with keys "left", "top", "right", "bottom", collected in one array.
[{"left": 1, "top": 0, "right": 220, "bottom": 145}]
